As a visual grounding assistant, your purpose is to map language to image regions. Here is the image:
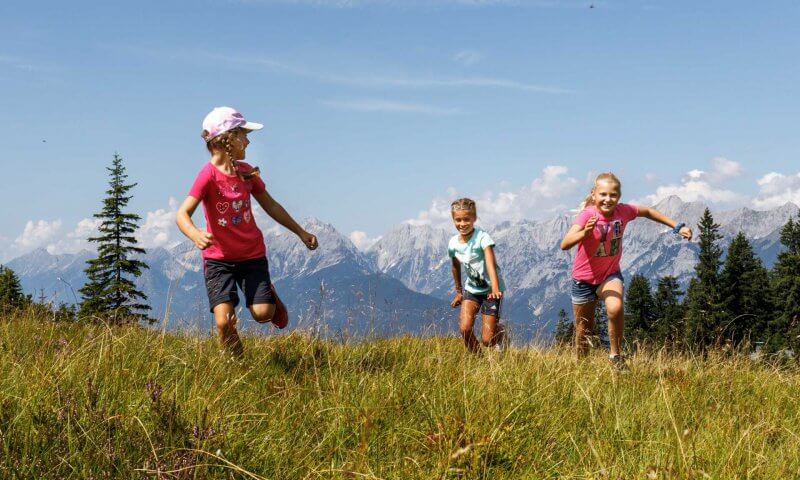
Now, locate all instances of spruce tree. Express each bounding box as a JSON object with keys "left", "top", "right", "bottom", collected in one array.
[
  {"left": 720, "top": 232, "right": 772, "bottom": 346},
  {"left": 554, "top": 308, "right": 574, "bottom": 346},
  {"left": 766, "top": 218, "right": 800, "bottom": 352},
  {"left": 684, "top": 208, "right": 725, "bottom": 349},
  {"left": 0, "top": 265, "right": 28, "bottom": 314},
  {"left": 652, "top": 276, "right": 684, "bottom": 348},
  {"left": 626, "top": 274, "right": 655, "bottom": 344},
  {"left": 79, "top": 153, "right": 151, "bottom": 324}
]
